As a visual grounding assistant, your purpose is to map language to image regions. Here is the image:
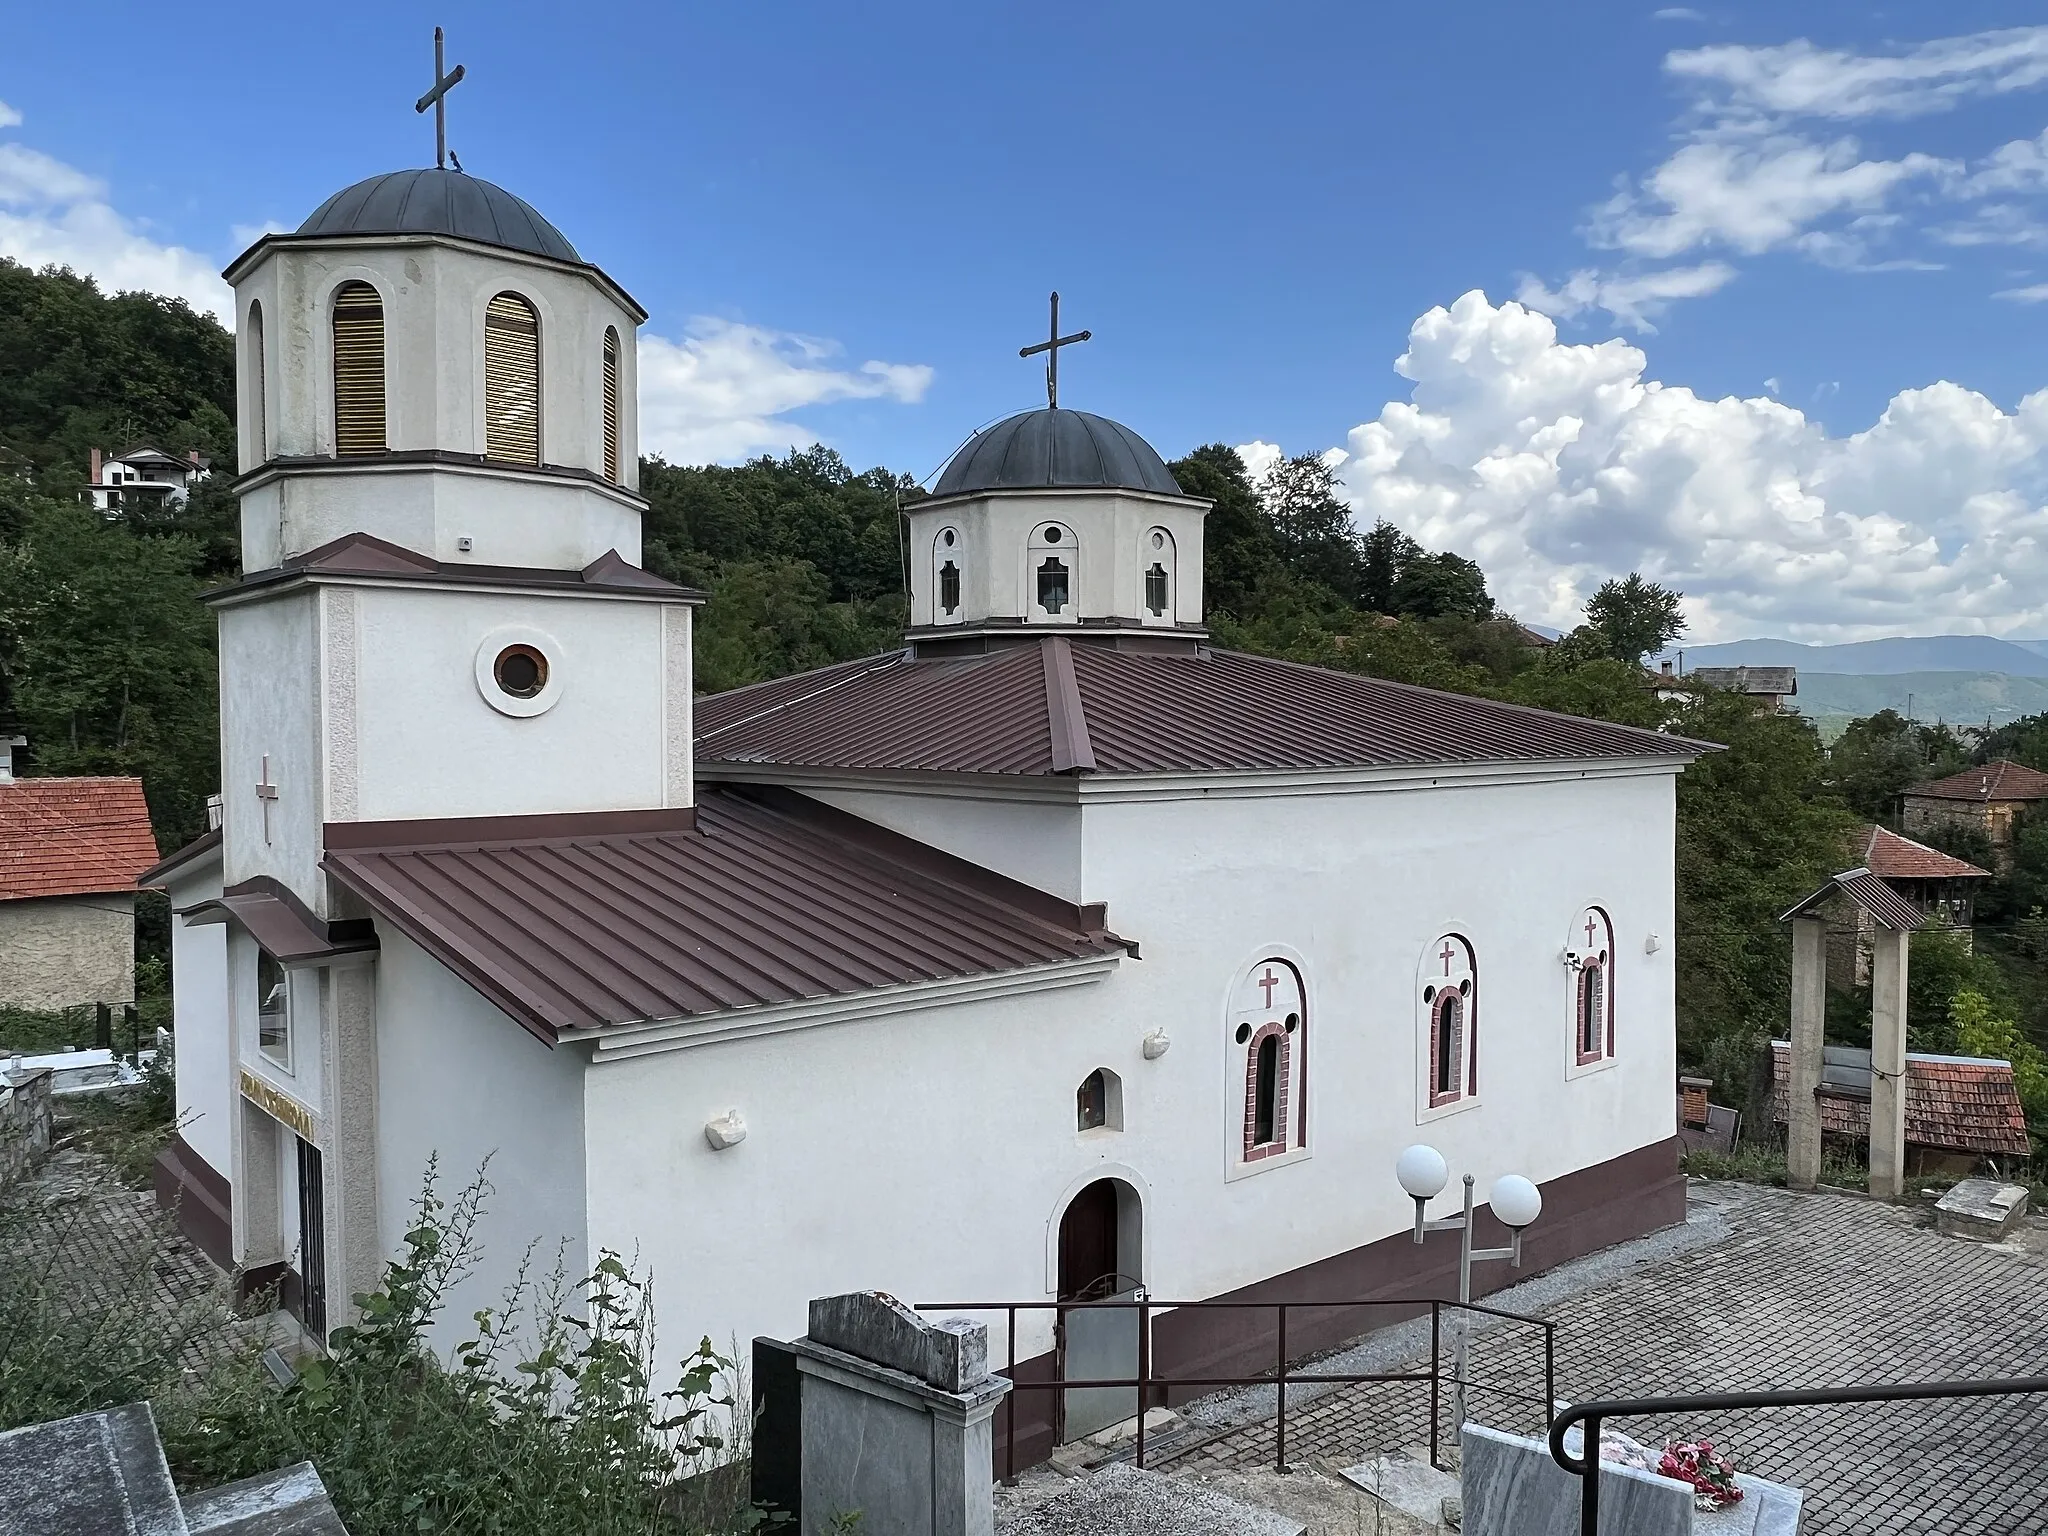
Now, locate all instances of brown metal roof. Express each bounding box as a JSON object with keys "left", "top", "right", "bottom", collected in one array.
[
  {"left": 1780, "top": 868, "right": 1926, "bottom": 932},
  {"left": 1771, "top": 1044, "right": 2032, "bottom": 1157},
  {"left": 321, "top": 786, "right": 1129, "bottom": 1044},
  {"left": 695, "top": 638, "right": 1707, "bottom": 778},
  {"left": 179, "top": 876, "right": 378, "bottom": 965},
  {"left": 1906, "top": 759, "right": 2048, "bottom": 804},
  {"left": 209, "top": 531, "right": 703, "bottom": 605},
  {"left": 1855, "top": 824, "right": 1990, "bottom": 882}
]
